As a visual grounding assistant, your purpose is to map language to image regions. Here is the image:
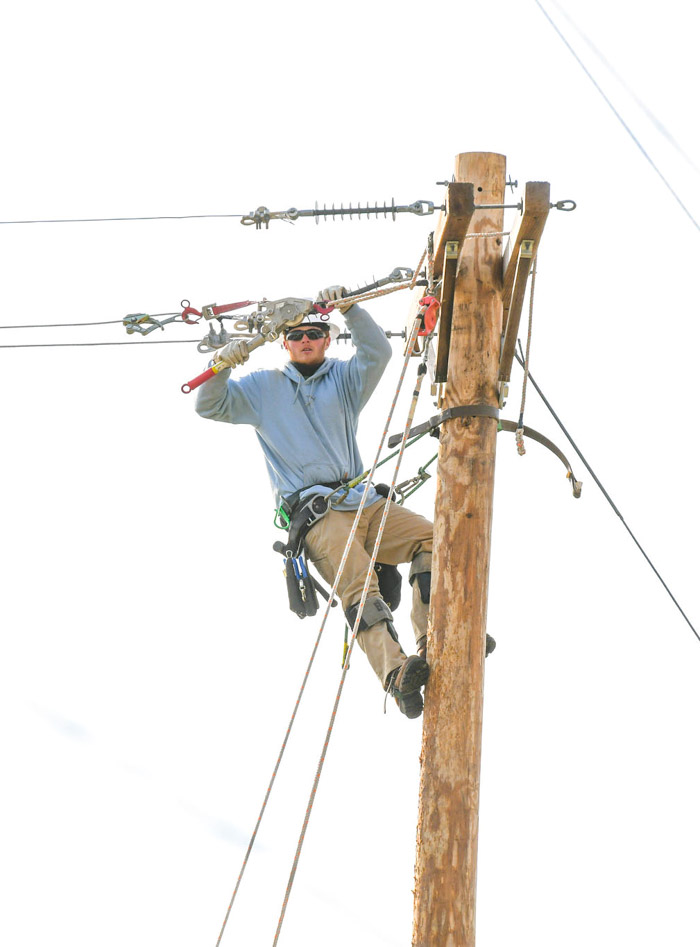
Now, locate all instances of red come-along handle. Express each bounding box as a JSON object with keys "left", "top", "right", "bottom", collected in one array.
[{"left": 181, "top": 362, "right": 227, "bottom": 394}]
